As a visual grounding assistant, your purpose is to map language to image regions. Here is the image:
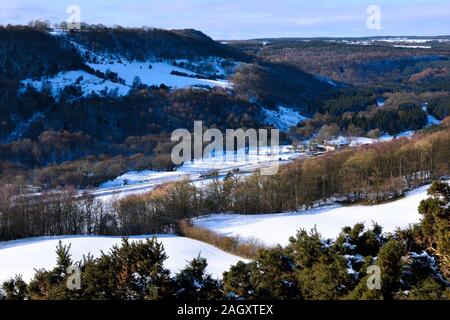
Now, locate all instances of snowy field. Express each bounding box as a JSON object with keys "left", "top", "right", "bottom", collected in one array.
[
  {"left": 0, "top": 235, "right": 246, "bottom": 283},
  {"left": 87, "top": 61, "right": 230, "bottom": 90},
  {"left": 178, "top": 145, "right": 305, "bottom": 175},
  {"left": 94, "top": 146, "right": 308, "bottom": 201},
  {"left": 194, "top": 184, "right": 435, "bottom": 246},
  {"left": 330, "top": 131, "right": 415, "bottom": 147},
  {"left": 22, "top": 40, "right": 231, "bottom": 97},
  {"left": 94, "top": 170, "right": 192, "bottom": 200}
]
